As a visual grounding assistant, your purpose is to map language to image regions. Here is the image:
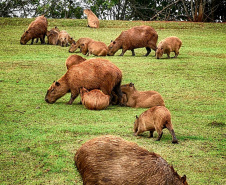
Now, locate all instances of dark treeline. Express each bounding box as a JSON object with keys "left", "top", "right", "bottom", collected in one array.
[{"left": 0, "top": 0, "right": 225, "bottom": 22}]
